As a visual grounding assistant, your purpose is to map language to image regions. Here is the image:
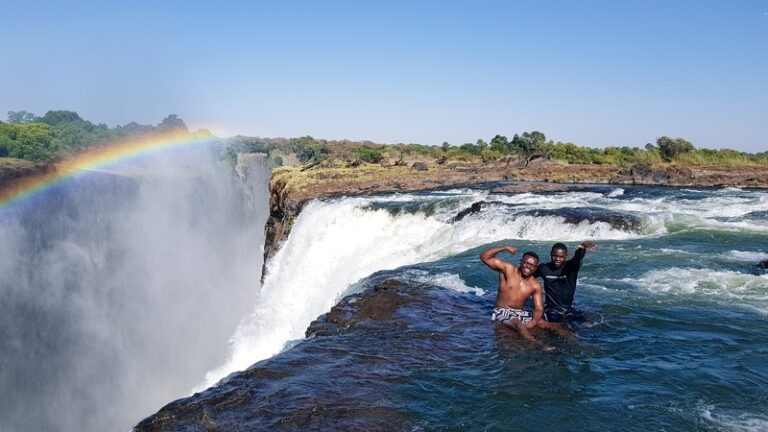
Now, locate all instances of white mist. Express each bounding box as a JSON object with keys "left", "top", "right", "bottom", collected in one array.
[{"left": 0, "top": 147, "right": 270, "bottom": 432}]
